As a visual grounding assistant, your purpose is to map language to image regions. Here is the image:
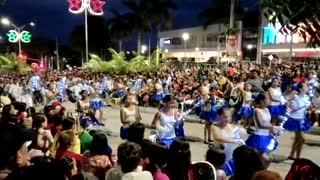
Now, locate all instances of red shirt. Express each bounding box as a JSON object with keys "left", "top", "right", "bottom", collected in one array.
[{"left": 56, "top": 148, "right": 82, "bottom": 162}]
